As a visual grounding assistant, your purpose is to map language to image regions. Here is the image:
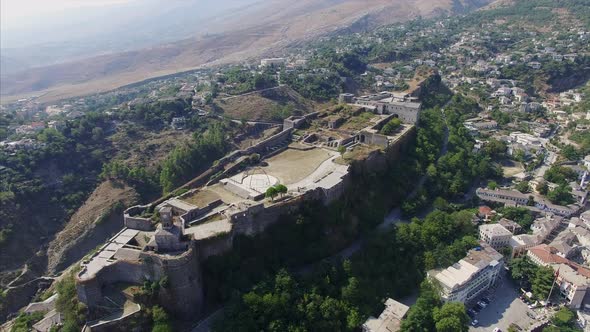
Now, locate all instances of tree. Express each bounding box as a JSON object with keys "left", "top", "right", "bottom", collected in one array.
[
  {"left": 435, "top": 316, "right": 465, "bottom": 332},
  {"left": 532, "top": 266, "right": 554, "bottom": 300},
  {"left": 433, "top": 197, "right": 450, "bottom": 211},
  {"left": 433, "top": 302, "right": 469, "bottom": 332},
  {"left": 527, "top": 195, "right": 535, "bottom": 206},
  {"left": 401, "top": 281, "right": 441, "bottom": 332},
  {"left": 552, "top": 307, "right": 576, "bottom": 328},
  {"left": 275, "top": 184, "right": 288, "bottom": 198},
  {"left": 380, "top": 118, "right": 402, "bottom": 135},
  {"left": 152, "top": 306, "right": 173, "bottom": 332},
  {"left": 509, "top": 257, "right": 537, "bottom": 288},
  {"left": 487, "top": 180, "right": 498, "bottom": 190},
  {"left": 547, "top": 184, "right": 575, "bottom": 205},
  {"left": 483, "top": 139, "right": 507, "bottom": 158},
  {"left": 536, "top": 181, "right": 549, "bottom": 195},
  {"left": 266, "top": 187, "right": 278, "bottom": 201},
  {"left": 516, "top": 181, "right": 530, "bottom": 193},
  {"left": 561, "top": 145, "right": 580, "bottom": 161}
]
